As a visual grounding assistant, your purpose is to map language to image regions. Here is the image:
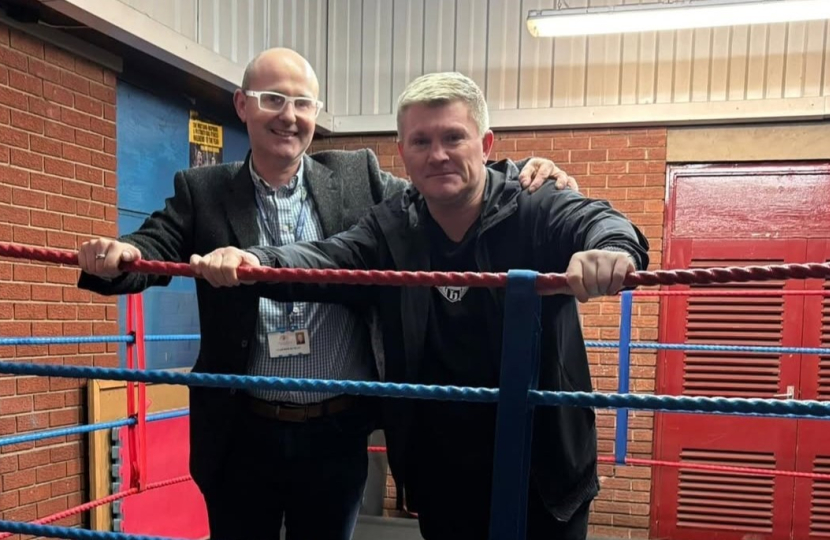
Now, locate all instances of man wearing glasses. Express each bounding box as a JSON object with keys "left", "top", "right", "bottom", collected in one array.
[{"left": 77, "top": 48, "right": 578, "bottom": 539}]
